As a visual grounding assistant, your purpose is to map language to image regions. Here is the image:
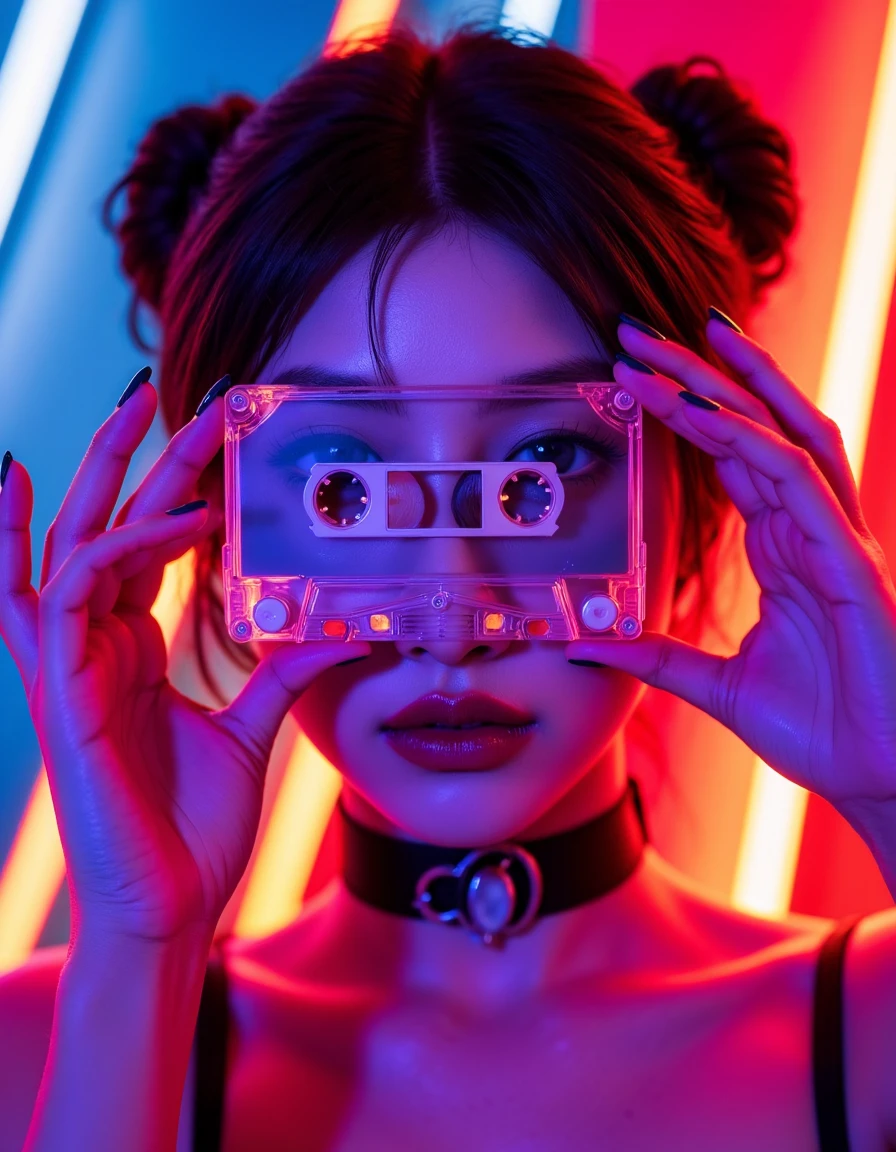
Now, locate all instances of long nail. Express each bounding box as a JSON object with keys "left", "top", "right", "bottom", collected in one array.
[
  {"left": 619, "top": 314, "right": 667, "bottom": 340},
  {"left": 195, "top": 374, "right": 232, "bottom": 418},
  {"left": 615, "top": 352, "right": 657, "bottom": 375},
  {"left": 0, "top": 450, "right": 12, "bottom": 488},
  {"left": 165, "top": 499, "right": 208, "bottom": 516},
  {"left": 116, "top": 365, "right": 152, "bottom": 408},
  {"left": 568, "top": 658, "right": 607, "bottom": 668},
  {"left": 707, "top": 306, "right": 743, "bottom": 334},
  {"left": 679, "top": 390, "right": 720, "bottom": 411}
]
